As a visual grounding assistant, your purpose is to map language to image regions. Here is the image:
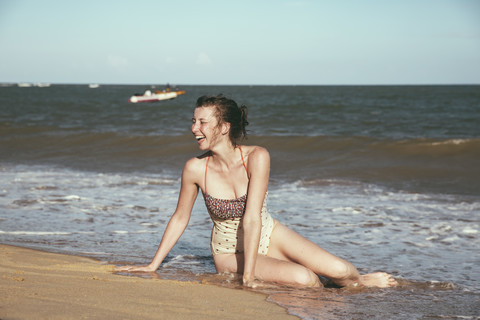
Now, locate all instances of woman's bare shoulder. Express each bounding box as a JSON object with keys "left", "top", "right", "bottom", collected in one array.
[
  {"left": 244, "top": 145, "right": 269, "bottom": 158},
  {"left": 184, "top": 152, "right": 209, "bottom": 173},
  {"left": 242, "top": 145, "right": 270, "bottom": 166}
]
